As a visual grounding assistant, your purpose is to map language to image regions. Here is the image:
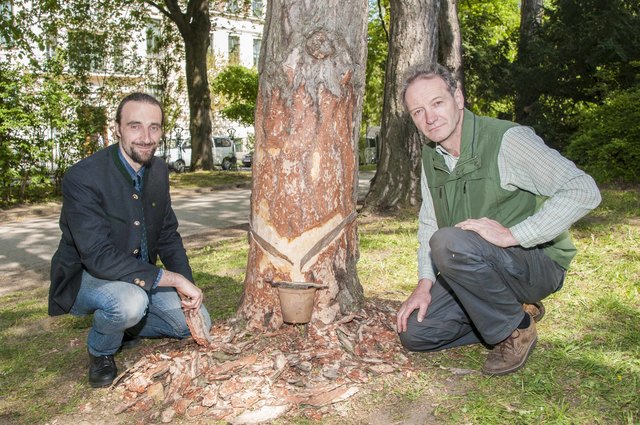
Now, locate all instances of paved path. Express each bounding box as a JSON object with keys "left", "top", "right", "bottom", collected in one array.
[{"left": 0, "top": 172, "right": 374, "bottom": 296}]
